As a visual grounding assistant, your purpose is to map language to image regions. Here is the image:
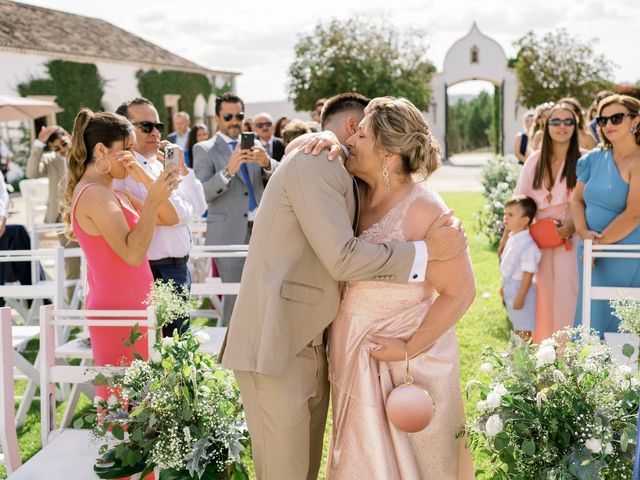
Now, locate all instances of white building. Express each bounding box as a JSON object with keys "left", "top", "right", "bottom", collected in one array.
[{"left": 0, "top": 0, "right": 239, "bottom": 126}]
